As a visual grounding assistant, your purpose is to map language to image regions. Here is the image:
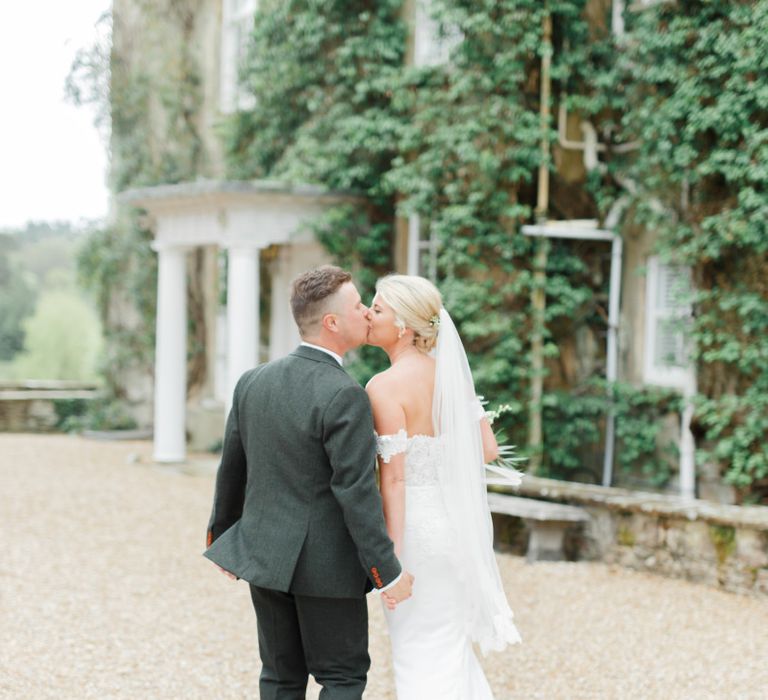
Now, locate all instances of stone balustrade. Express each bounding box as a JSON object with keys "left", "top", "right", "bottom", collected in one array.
[{"left": 490, "top": 475, "right": 768, "bottom": 597}]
